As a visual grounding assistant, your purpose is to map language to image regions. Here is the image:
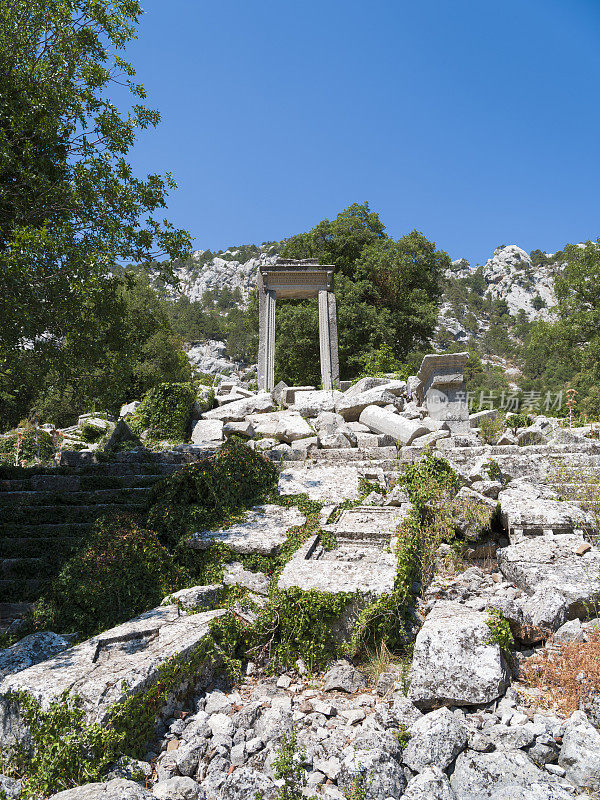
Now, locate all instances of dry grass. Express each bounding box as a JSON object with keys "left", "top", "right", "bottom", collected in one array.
[
  {"left": 521, "top": 630, "right": 600, "bottom": 716},
  {"left": 361, "top": 640, "right": 395, "bottom": 684}
]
